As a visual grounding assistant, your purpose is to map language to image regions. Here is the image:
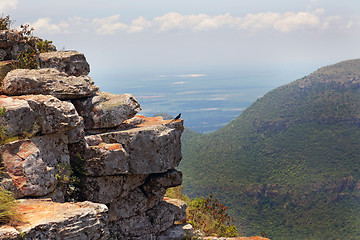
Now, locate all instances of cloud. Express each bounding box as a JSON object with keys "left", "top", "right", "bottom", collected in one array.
[
  {"left": 29, "top": 18, "right": 70, "bottom": 34},
  {"left": 92, "top": 15, "right": 128, "bottom": 35},
  {"left": 153, "top": 12, "right": 241, "bottom": 31},
  {"left": 27, "top": 9, "right": 355, "bottom": 36},
  {"left": 0, "top": 0, "right": 18, "bottom": 12},
  {"left": 129, "top": 16, "right": 152, "bottom": 33},
  {"left": 240, "top": 9, "right": 323, "bottom": 32},
  {"left": 273, "top": 11, "right": 320, "bottom": 32}
]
